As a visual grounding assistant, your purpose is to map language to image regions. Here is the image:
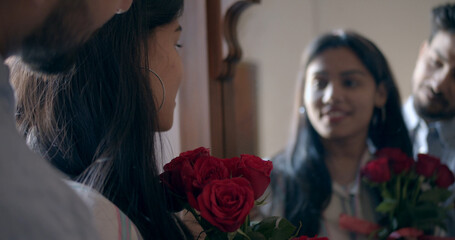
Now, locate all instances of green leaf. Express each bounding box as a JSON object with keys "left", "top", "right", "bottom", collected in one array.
[
  {"left": 407, "top": 202, "right": 448, "bottom": 231},
  {"left": 413, "top": 219, "right": 445, "bottom": 232},
  {"left": 418, "top": 188, "right": 452, "bottom": 203},
  {"left": 395, "top": 203, "right": 414, "bottom": 228},
  {"left": 233, "top": 229, "right": 251, "bottom": 240},
  {"left": 381, "top": 186, "right": 393, "bottom": 199},
  {"left": 242, "top": 231, "right": 266, "bottom": 240},
  {"left": 413, "top": 202, "right": 440, "bottom": 219},
  {"left": 251, "top": 216, "right": 297, "bottom": 240},
  {"left": 377, "top": 227, "right": 392, "bottom": 240},
  {"left": 237, "top": 225, "right": 267, "bottom": 240},
  {"left": 227, "top": 232, "right": 238, "bottom": 240},
  {"left": 376, "top": 198, "right": 397, "bottom": 213},
  {"left": 205, "top": 230, "right": 229, "bottom": 240}
]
